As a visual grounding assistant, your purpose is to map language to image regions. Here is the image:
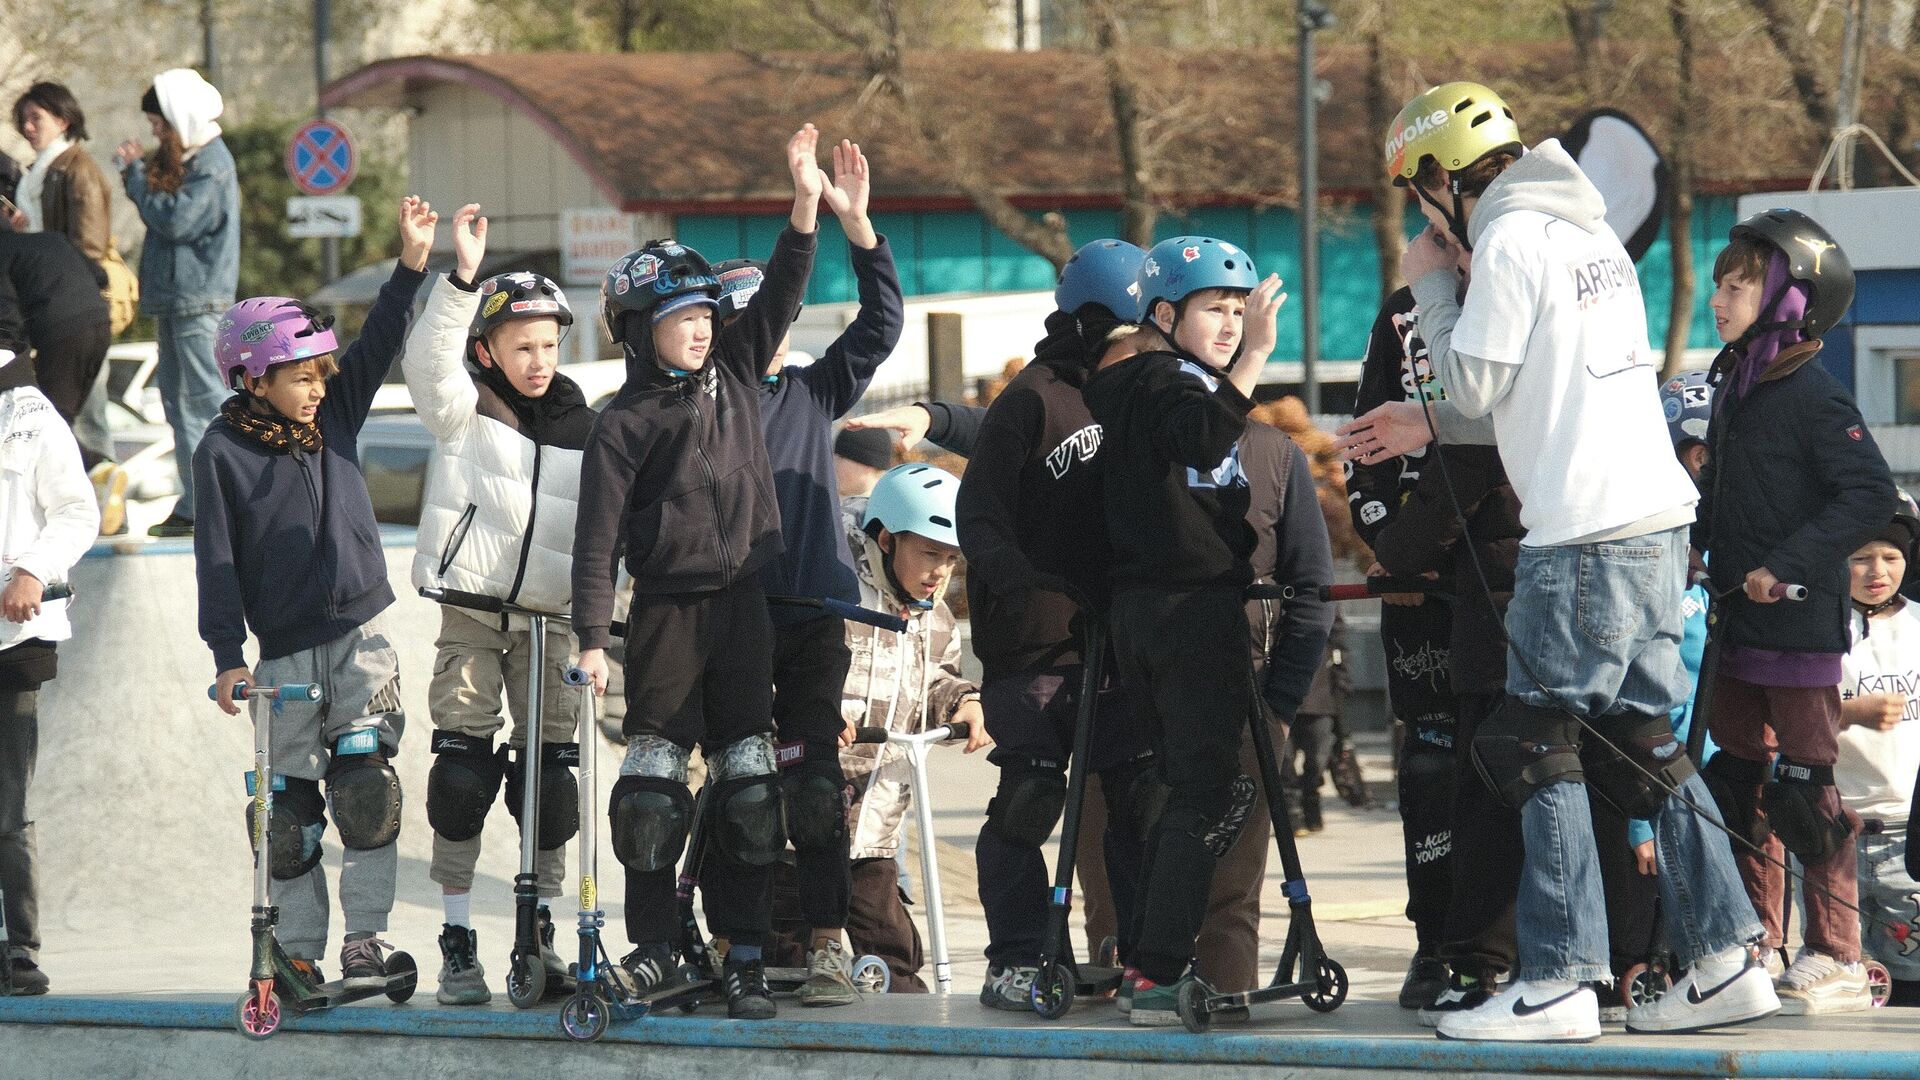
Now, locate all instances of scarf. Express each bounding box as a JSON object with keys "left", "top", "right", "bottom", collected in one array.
[
  {"left": 471, "top": 359, "right": 593, "bottom": 446},
  {"left": 1725, "top": 251, "right": 1811, "bottom": 401},
  {"left": 17, "top": 136, "right": 71, "bottom": 233},
  {"left": 219, "top": 394, "right": 321, "bottom": 454}
]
